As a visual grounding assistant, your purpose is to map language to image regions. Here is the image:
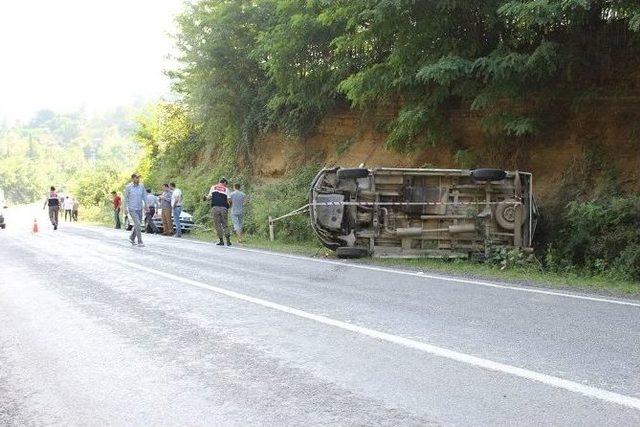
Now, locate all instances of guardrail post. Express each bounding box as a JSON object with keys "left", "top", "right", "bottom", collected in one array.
[{"left": 268, "top": 216, "right": 274, "bottom": 242}]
